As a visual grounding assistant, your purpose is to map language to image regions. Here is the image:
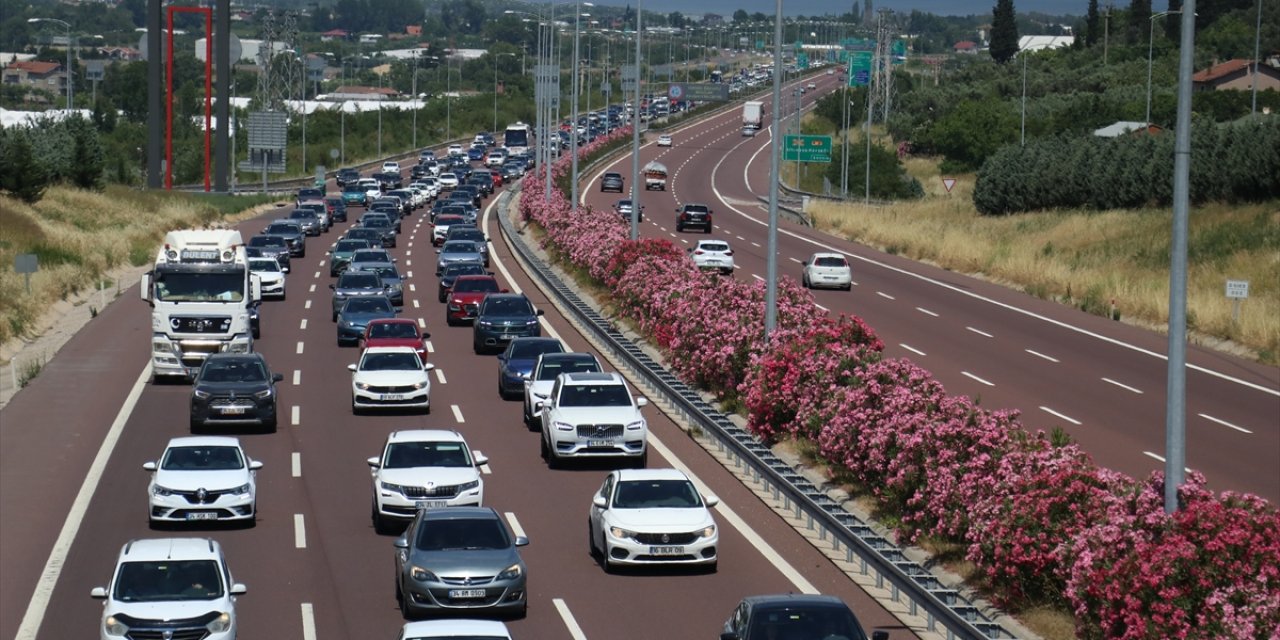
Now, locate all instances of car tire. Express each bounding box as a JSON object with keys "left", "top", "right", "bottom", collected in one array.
[
  {"left": 422, "top": 402, "right": 431, "bottom": 415},
  {"left": 252, "top": 325, "right": 260, "bottom": 340},
  {"left": 189, "top": 418, "right": 202, "bottom": 434},
  {"left": 801, "top": 274, "right": 810, "bottom": 288},
  {"left": 279, "top": 291, "right": 286, "bottom": 301},
  {"left": 843, "top": 283, "right": 852, "bottom": 291},
  {"left": 263, "top": 416, "right": 277, "bottom": 433},
  {"left": 398, "top": 583, "right": 418, "bottom": 620},
  {"left": 351, "top": 397, "right": 361, "bottom": 415},
  {"left": 588, "top": 520, "right": 601, "bottom": 559},
  {"left": 446, "top": 316, "right": 458, "bottom": 327},
  {"left": 634, "top": 449, "right": 648, "bottom": 469},
  {"left": 372, "top": 501, "right": 394, "bottom": 535},
  {"left": 332, "top": 311, "right": 338, "bottom": 322}
]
